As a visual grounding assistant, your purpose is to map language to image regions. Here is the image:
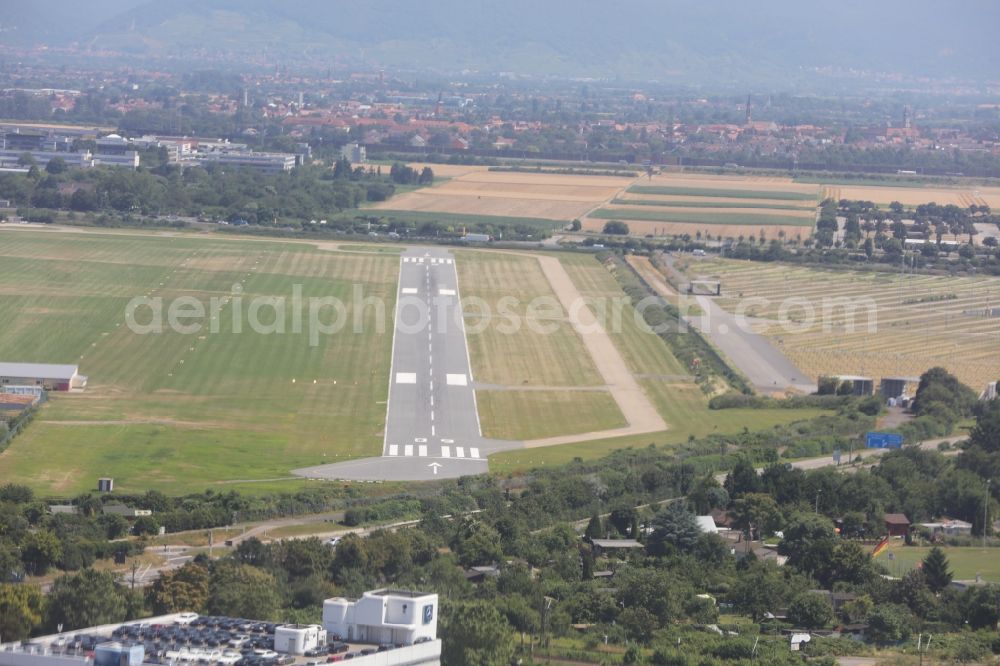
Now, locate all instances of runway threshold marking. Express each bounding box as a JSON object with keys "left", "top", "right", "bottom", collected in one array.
[
  {"left": 388, "top": 445, "right": 398, "bottom": 456},
  {"left": 446, "top": 374, "right": 468, "bottom": 386},
  {"left": 441, "top": 445, "right": 451, "bottom": 458},
  {"left": 395, "top": 372, "right": 416, "bottom": 384},
  {"left": 401, "top": 287, "right": 418, "bottom": 294}
]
